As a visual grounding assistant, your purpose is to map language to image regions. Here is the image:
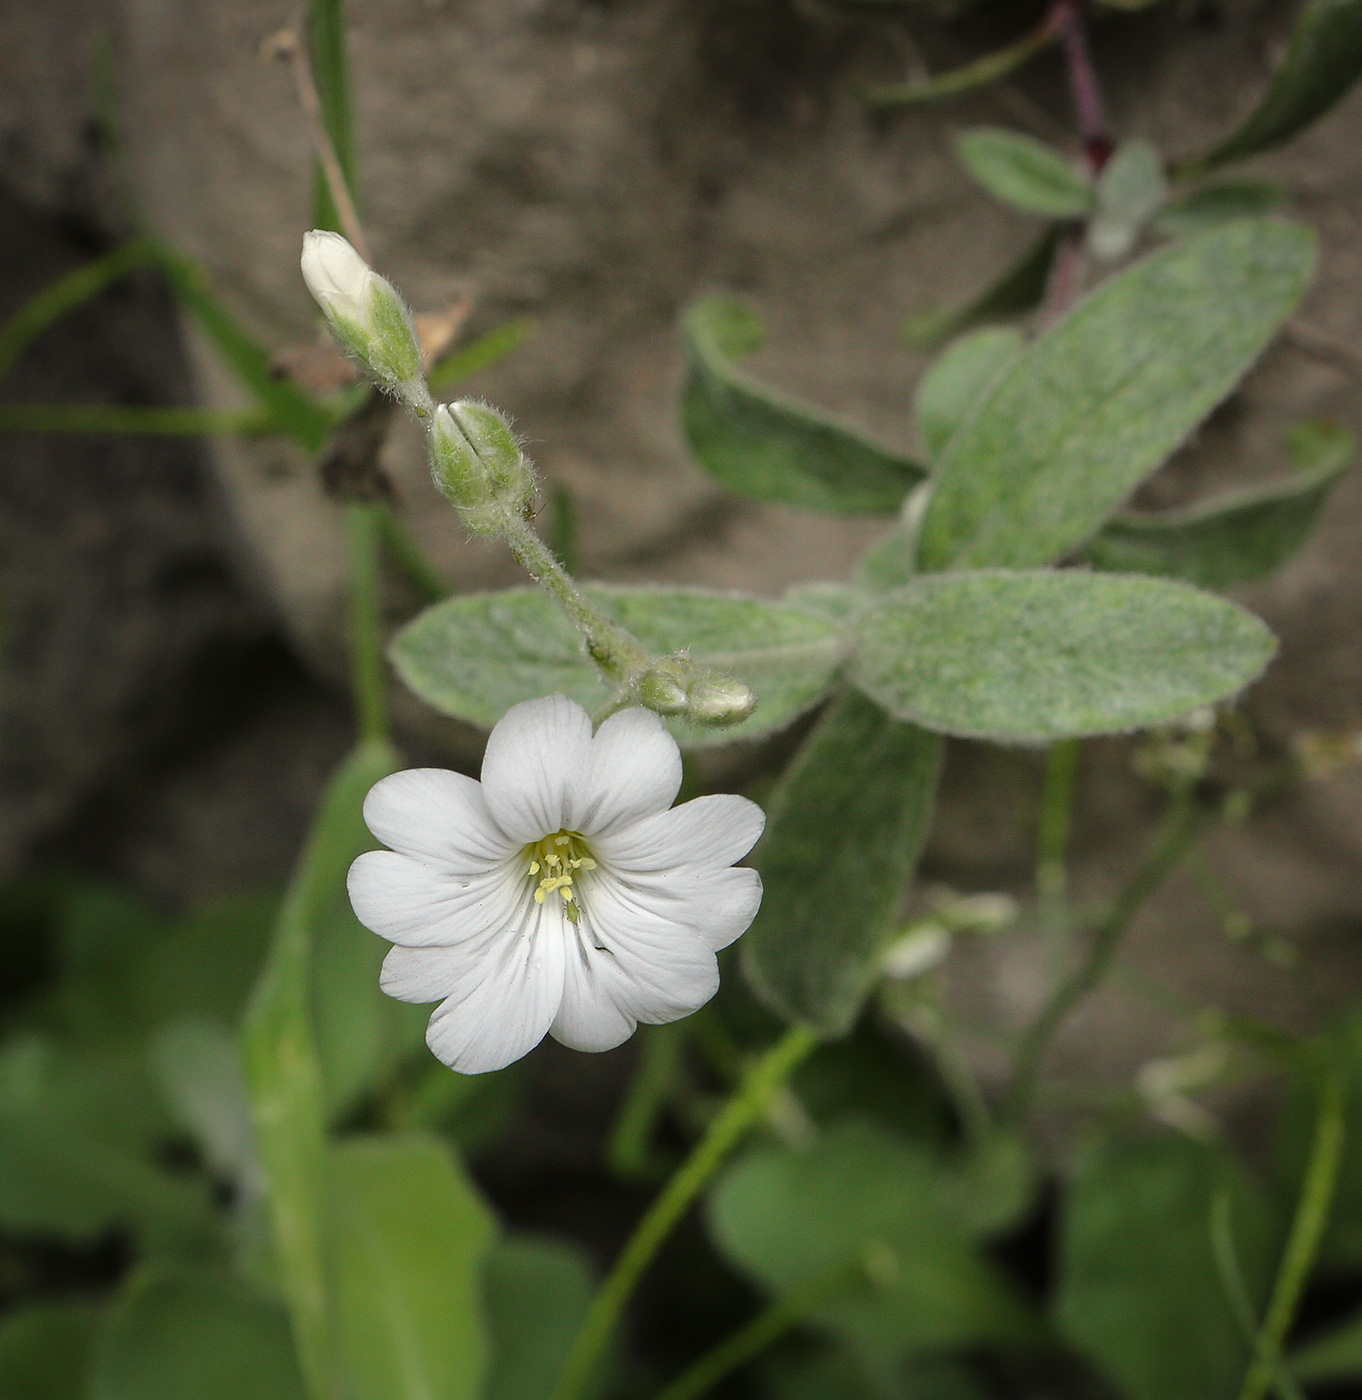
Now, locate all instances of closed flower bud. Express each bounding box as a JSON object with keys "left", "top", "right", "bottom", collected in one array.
[
  {"left": 429, "top": 400, "right": 536, "bottom": 533},
  {"left": 684, "top": 671, "right": 757, "bottom": 728},
  {"left": 635, "top": 662, "right": 689, "bottom": 716},
  {"left": 301, "top": 231, "right": 427, "bottom": 407}
]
